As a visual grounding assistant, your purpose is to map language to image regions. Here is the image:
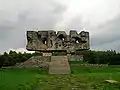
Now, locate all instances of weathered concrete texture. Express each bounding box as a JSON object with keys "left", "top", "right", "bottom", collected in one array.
[
  {"left": 42, "top": 52, "right": 52, "bottom": 56},
  {"left": 68, "top": 55, "right": 84, "bottom": 61},
  {"left": 26, "top": 30, "right": 90, "bottom": 53},
  {"left": 17, "top": 56, "right": 51, "bottom": 69},
  {"left": 49, "top": 56, "right": 70, "bottom": 74}
]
